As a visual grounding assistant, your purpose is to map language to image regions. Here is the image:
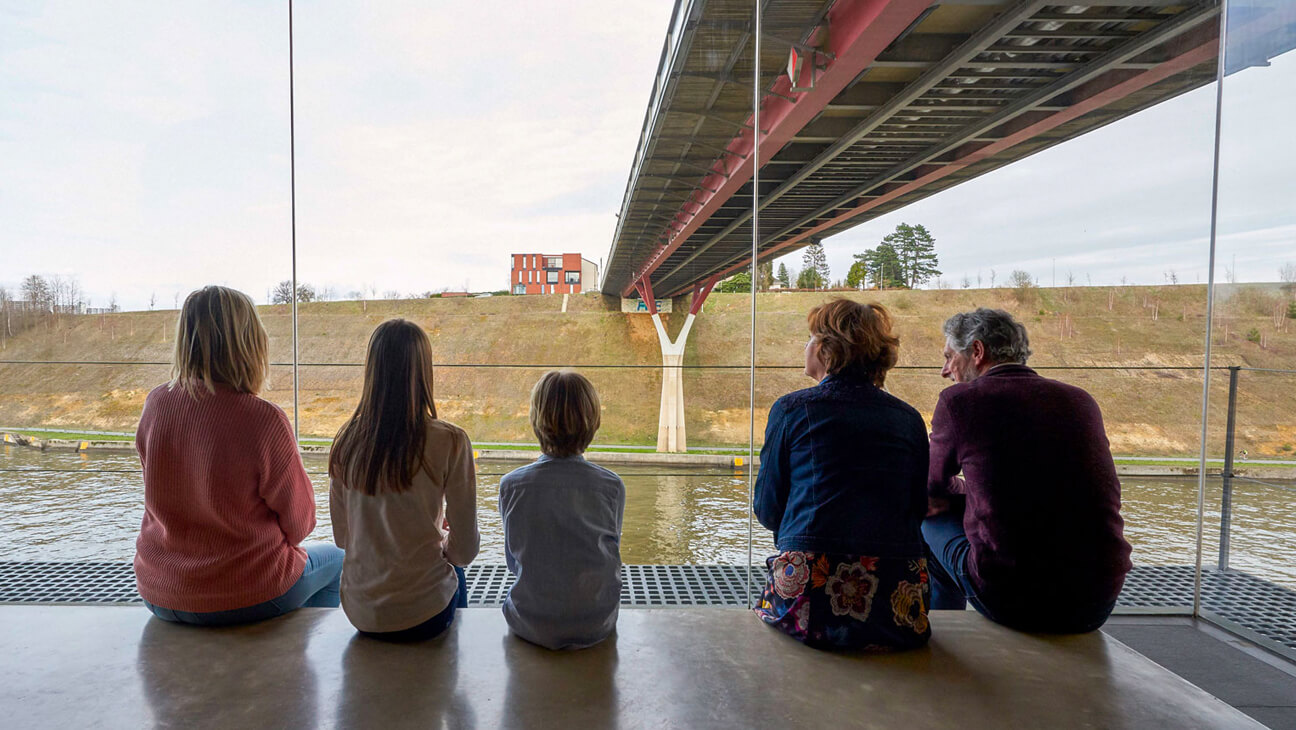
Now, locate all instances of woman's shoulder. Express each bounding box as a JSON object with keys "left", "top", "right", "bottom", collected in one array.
[
  {"left": 772, "top": 385, "right": 819, "bottom": 411},
  {"left": 425, "top": 417, "right": 469, "bottom": 442}
]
